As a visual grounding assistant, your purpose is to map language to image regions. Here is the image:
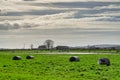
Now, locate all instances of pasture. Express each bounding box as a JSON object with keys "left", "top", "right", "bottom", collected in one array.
[{"left": 0, "top": 50, "right": 120, "bottom": 80}]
